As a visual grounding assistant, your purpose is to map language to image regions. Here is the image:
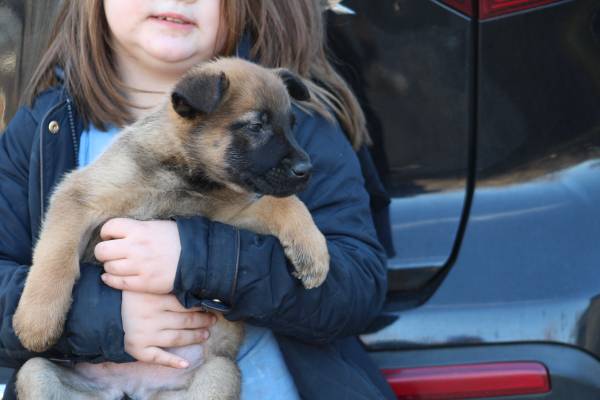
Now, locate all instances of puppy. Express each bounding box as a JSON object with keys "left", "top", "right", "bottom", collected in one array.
[{"left": 13, "top": 57, "right": 330, "bottom": 399}]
